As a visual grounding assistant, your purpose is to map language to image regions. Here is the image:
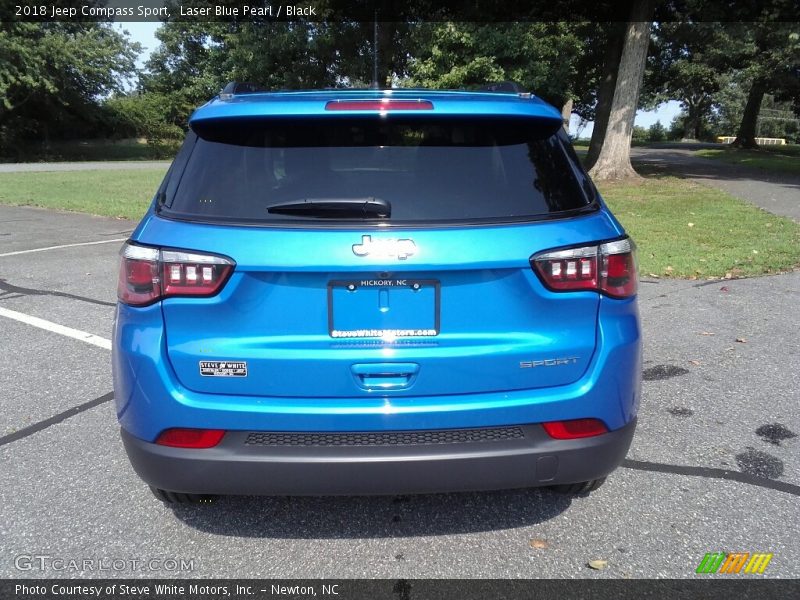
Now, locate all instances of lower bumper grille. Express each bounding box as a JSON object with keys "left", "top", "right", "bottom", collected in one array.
[{"left": 244, "top": 426, "right": 525, "bottom": 447}]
